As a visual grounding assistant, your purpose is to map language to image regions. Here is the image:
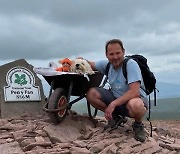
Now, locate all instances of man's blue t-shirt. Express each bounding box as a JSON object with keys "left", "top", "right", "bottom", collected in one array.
[{"left": 95, "top": 59, "right": 147, "bottom": 99}]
